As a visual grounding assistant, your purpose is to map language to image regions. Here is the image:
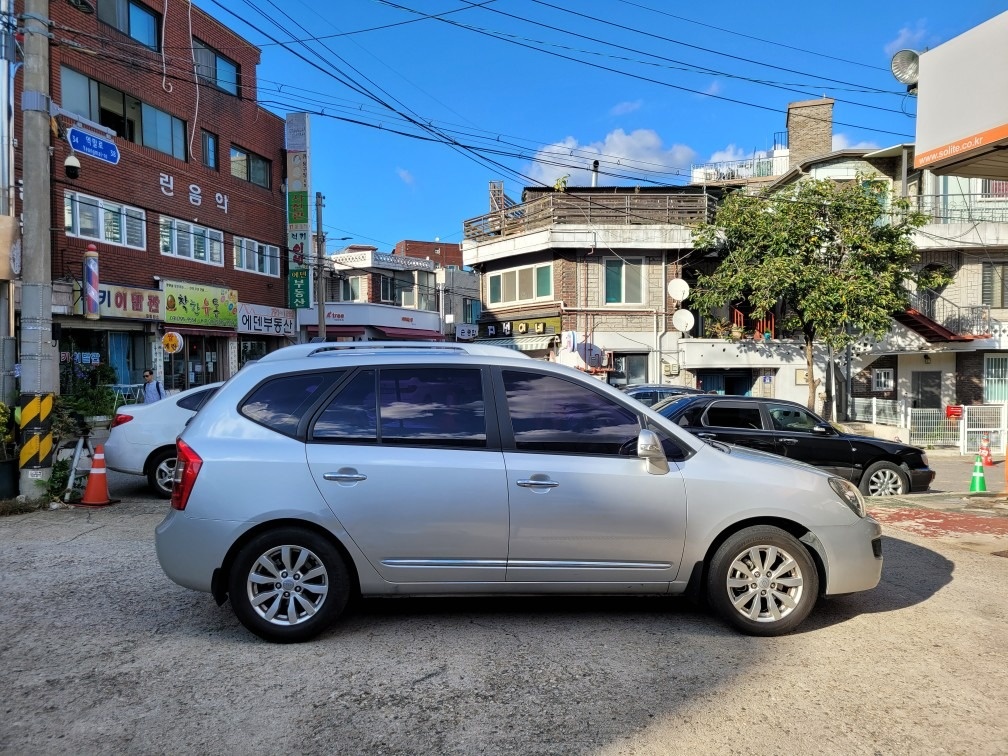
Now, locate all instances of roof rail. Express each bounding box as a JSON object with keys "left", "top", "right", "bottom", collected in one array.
[{"left": 256, "top": 341, "right": 532, "bottom": 362}]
